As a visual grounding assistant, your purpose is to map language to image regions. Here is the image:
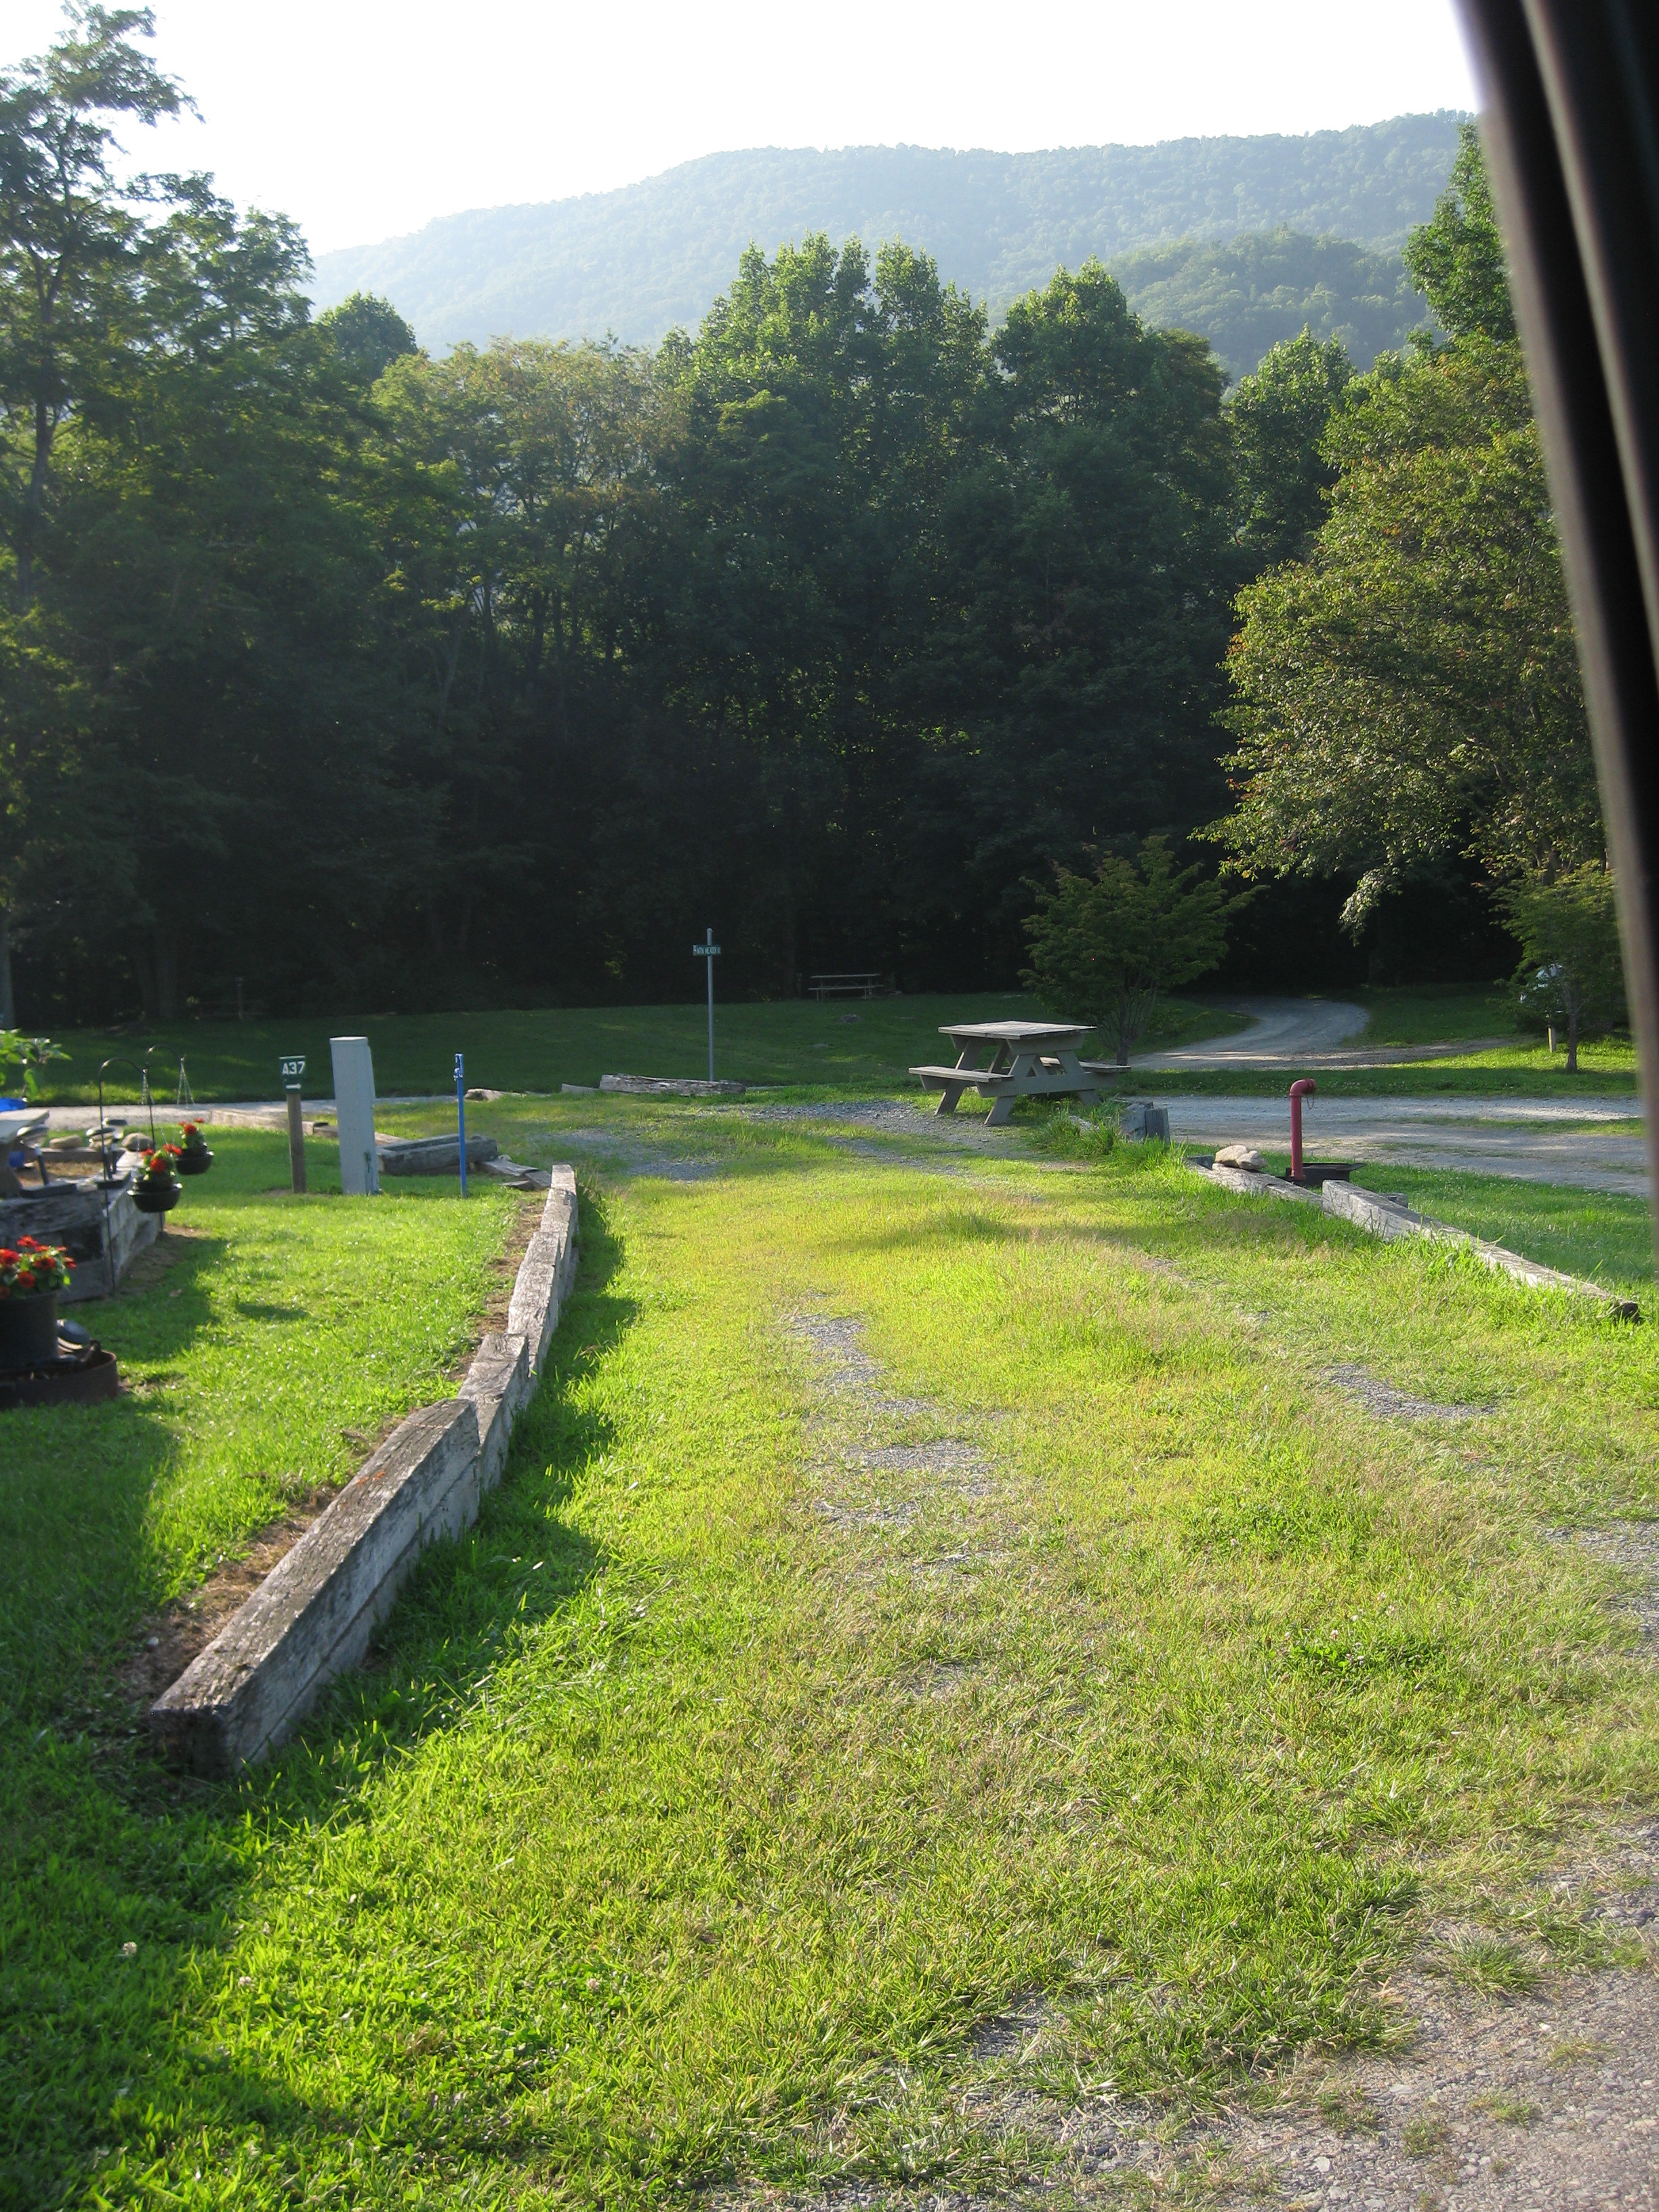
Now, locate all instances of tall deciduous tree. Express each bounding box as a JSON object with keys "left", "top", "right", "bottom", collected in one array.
[
  {"left": 1212, "top": 131, "right": 1599, "bottom": 927},
  {"left": 1227, "top": 327, "right": 1353, "bottom": 567},
  {"left": 905, "top": 260, "right": 1235, "bottom": 982},
  {"left": 0, "top": 3, "right": 188, "bottom": 1021}
]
